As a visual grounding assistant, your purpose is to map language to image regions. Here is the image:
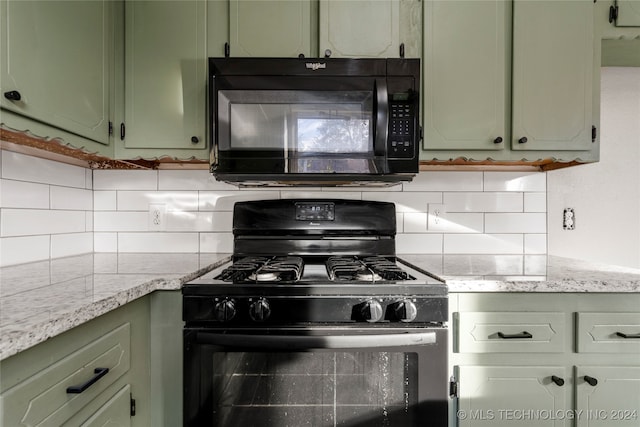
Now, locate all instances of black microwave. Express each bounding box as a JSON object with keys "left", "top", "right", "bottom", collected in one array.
[{"left": 209, "top": 57, "right": 421, "bottom": 186}]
